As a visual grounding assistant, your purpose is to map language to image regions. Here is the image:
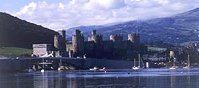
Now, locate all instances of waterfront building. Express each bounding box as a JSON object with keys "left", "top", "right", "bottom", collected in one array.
[
  {"left": 33, "top": 30, "right": 67, "bottom": 57},
  {"left": 32, "top": 44, "right": 53, "bottom": 57}
]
